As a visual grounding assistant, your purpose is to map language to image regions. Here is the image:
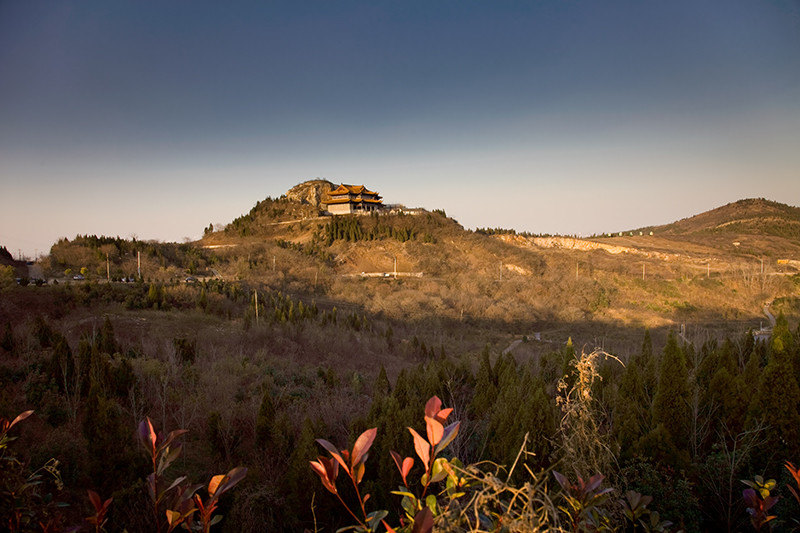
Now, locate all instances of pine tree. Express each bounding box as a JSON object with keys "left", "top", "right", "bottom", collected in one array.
[
  {"left": 0, "top": 321, "right": 13, "bottom": 353},
  {"left": 255, "top": 385, "right": 275, "bottom": 449},
  {"left": 641, "top": 328, "right": 658, "bottom": 401},
  {"left": 470, "top": 346, "right": 496, "bottom": 418},
  {"left": 83, "top": 381, "right": 139, "bottom": 493},
  {"left": 749, "top": 339, "right": 800, "bottom": 461},
  {"left": 372, "top": 365, "right": 391, "bottom": 401},
  {"left": 49, "top": 333, "right": 74, "bottom": 394},
  {"left": 197, "top": 288, "right": 208, "bottom": 311},
  {"left": 614, "top": 353, "right": 649, "bottom": 457},
  {"left": 652, "top": 332, "right": 690, "bottom": 446},
  {"left": 704, "top": 367, "right": 748, "bottom": 437},
  {"left": 285, "top": 418, "right": 327, "bottom": 530},
  {"left": 98, "top": 316, "right": 117, "bottom": 355}
]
